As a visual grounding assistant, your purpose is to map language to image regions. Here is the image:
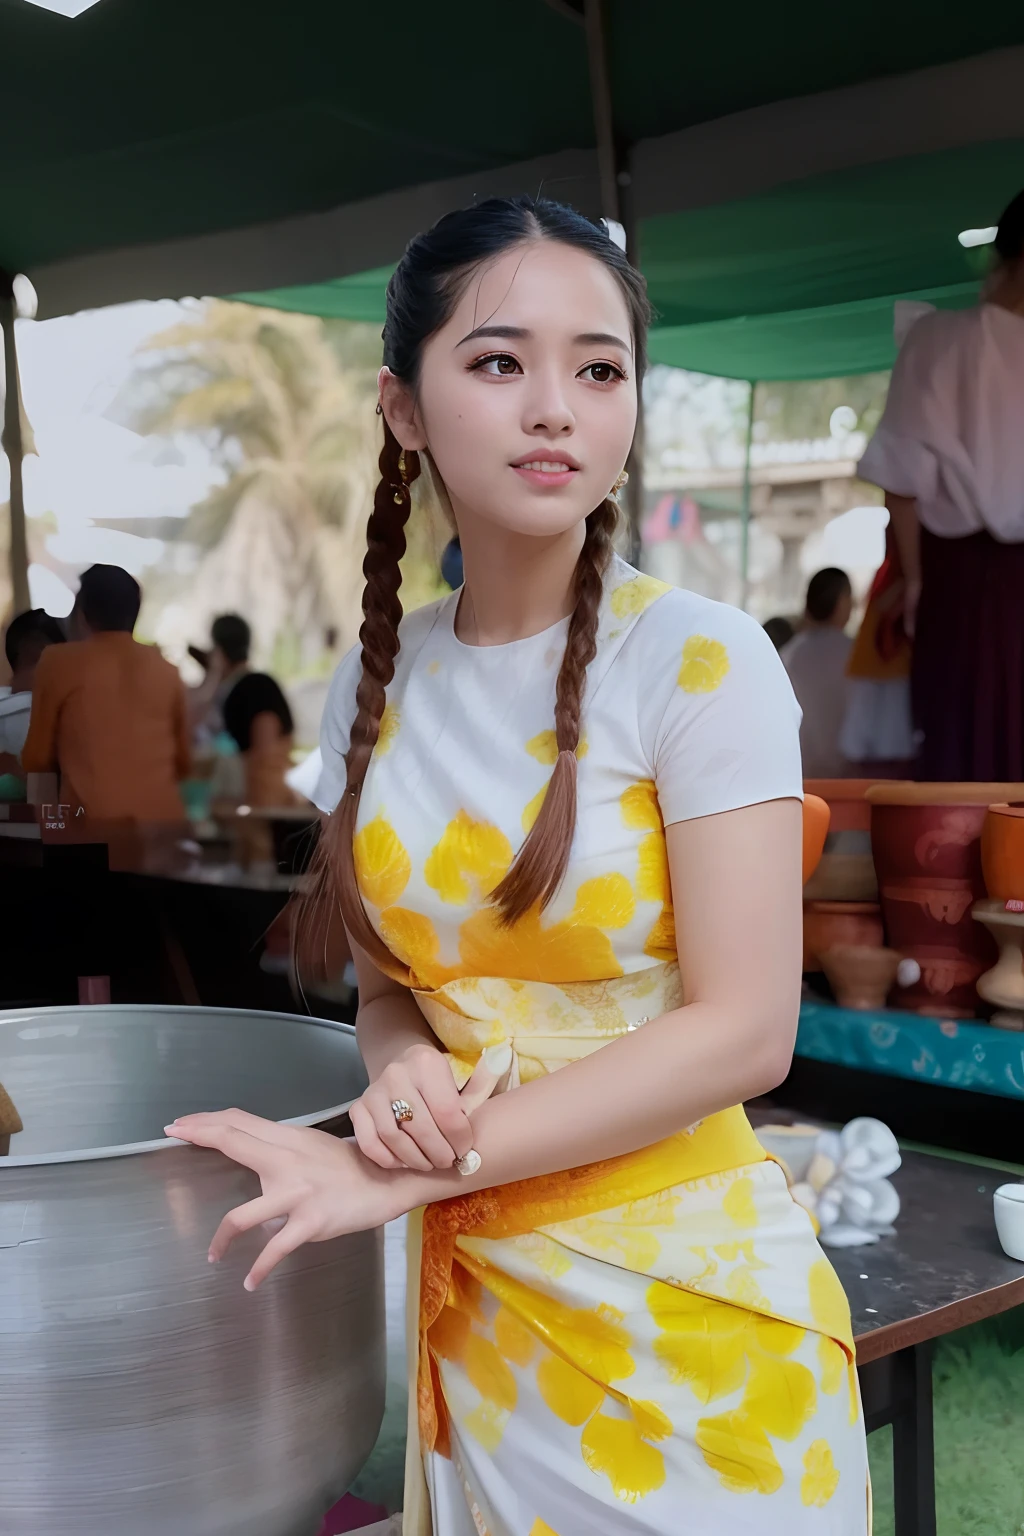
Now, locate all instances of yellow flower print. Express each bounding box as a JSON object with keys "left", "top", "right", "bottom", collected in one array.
[
  {"left": 743, "top": 1352, "right": 817, "bottom": 1441},
  {"left": 373, "top": 703, "right": 400, "bottom": 756},
  {"left": 801, "top": 1439, "right": 840, "bottom": 1507},
  {"left": 463, "top": 1400, "right": 509, "bottom": 1453},
  {"left": 494, "top": 1306, "right": 538, "bottom": 1368},
  {"left": 620, "top": 782, "right": 676, "bottom": 959},
  {"left": 610, "top": 573, "right": 671, "bottom": 619},
  {"left": 722, "top": 1177, "right": 759, "bottom": 1228},
  {"left": 696, "top": 1409, "right": 784, "bottom": 1495},
  {"left": 678, "top": 634, "right": 730, "bottom": 694},
  {"left": 620, "top": 780, "right": 662, "bottom": 832},
  {"left": 526, "top": 729, "right": 589, "bottom": 766},
  {"left": 581, "top": 1405, "right": 668, "bottom": 1502},
  {"left": 377, "top": 907, "right": 461, "bottom": 991},
  {"left": 424, "top": 810, "right": 513, "bottom": 906},
  {"left": 427, "top": 659, "right": 441, "bottom": 676},
  {"left": 353, "top": 815, "right": 411, "bottom": 909},
  {"left": 818, "top": 1335, "right": 846, "bottom": 1396},
  {"left": 648, "top": 1284, "right": 749, "bottom": 1405},
  {"left": 430, "top": 1303, "right": 518, "bottom": 1453},
  {"left": 537, "top": 1351, "right": 605, "bottom": 1426},
  {"left": 529, "top": 1523, "right": 561, "bottom": 1536},
  {"left": 558, "top": 1189, "right": 679, "bottom": 1272},
  {"left": 457, "top": 875, "right": 634, "bottom": 985}
]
